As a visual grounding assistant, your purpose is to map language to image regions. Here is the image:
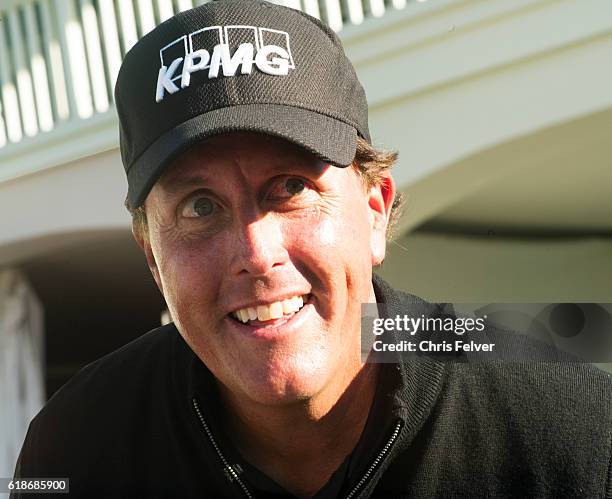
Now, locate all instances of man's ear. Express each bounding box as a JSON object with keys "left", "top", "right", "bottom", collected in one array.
[
  {"left": 132, "top": 222, "right": 164, "bottom": 295},
  {"left": 368, "top": 174, "right": 396, "bottom": 266}
]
